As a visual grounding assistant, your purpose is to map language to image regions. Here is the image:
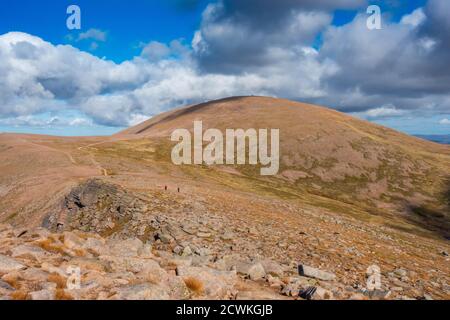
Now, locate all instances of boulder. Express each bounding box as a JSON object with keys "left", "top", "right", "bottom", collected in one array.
[
  {"left": 281, "top": 276, "right": 314, "bottom": 297},
  {"left": 214, "top": 254, "right": 247, "bottom": 271},
  {"left": 113, "top": 284, "right": 169, "bottom": 300},
  {"left": 63, "top": 232, "right": 85, "bottom": 250},
  {"left": 11, "top": 244, "right": 49, "bottom": 262},
  {"left": 267, "top": 275, "right": 283, "bottom": 289},
  {"left": 181, "top": 246, "right": 193, "bottom": 257},
  {"left": 0, "top": 280, "right": 14, "bottom": 291},
  {"left": 177, "top": 266, "right": 237, "bottom": 299},
  {"left": 196, "top": 232, "right": 212, "bottom": 238},
  {"left": 107, "top": 238, "right": 144, "bottom": 257},
  {"left": 247, "top": 263, "right": 266, "bottom": 281},
  {"left": 259, "top": 259, "right": 286, "bottom": 277},
  {"left": 0, "top": 254, "right": 25, "bottom": 274},
  {"left": 298, "top": 265, "right": 336, "bottom": 281},
  {"left": 62, "top": 257, "right": 109, "bottom": 273},
  {"left": 100, "top": 255, "right": 166, "bottom": 280},
  {"left": 393, "top": 268, "right": 408, "bottom": 277},
  {"left": 30, "top": 289, "right": 55, "bottom": 300},
  {"left": 156, "top": 232, "right": 173, "bottom": 244},
  {"left": 220, "top": 232, "right": 234, "bottom": 241},
  {"left": 165, "top": 276, "right": 190, "bottom": 300},
  {"left": 18, "top": 268, "right": 49, "bottom": 283},
  {"left": 82, "top": 237, "right": 107, "bottom": 256},
  {"left": 313, "top": 286, "right": 334, "bottom": 300}
]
